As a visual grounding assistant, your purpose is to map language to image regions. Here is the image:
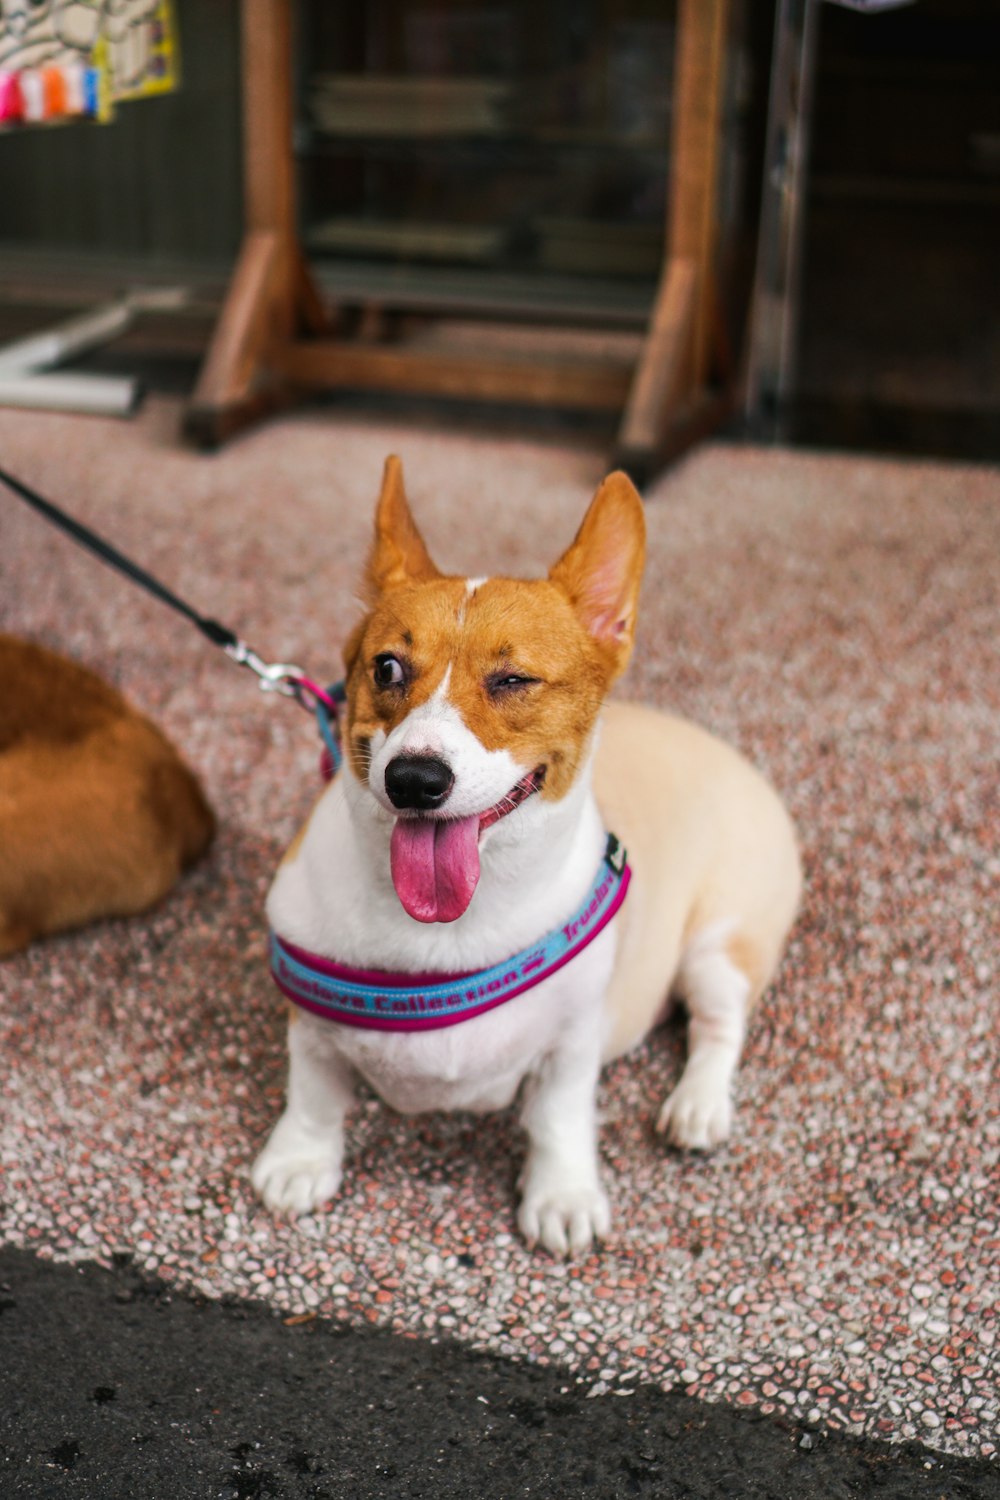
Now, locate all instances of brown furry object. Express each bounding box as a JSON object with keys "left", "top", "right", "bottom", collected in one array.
[{"left": 0, "top": 635, "right": 215, "bottom": 957}]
